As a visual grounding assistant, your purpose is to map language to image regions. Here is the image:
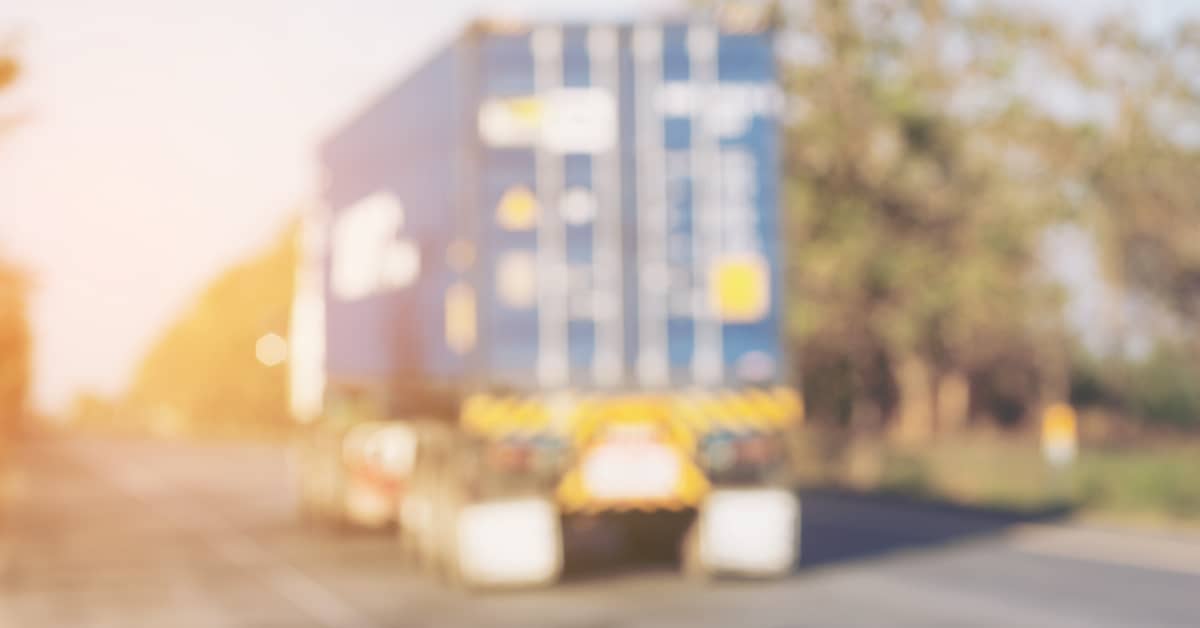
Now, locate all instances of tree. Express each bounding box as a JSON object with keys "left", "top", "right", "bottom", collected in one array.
[
  {"left": 126, "top": 224, "right": 297, "bottom": 438},
  {"left": 0, "top": 54, "right": 16, "bottom": 89},
  {"left": 776, "top": 0, "right": 1078, "bottom": 435},
  {"left": 0, "top": 260, "right": 30, "bottom": 435},
  {"left": 1058, "top": 19, "right": 1200, "bottom": 339},
  {"left": 0, "top": 44, "right": 28, "bottom": 436},
  {"left": 0, "top": 34, "right": 25, "bottom": 137}
]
